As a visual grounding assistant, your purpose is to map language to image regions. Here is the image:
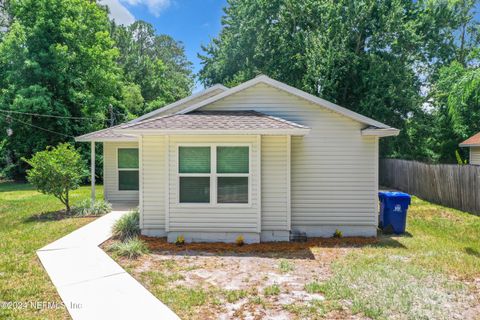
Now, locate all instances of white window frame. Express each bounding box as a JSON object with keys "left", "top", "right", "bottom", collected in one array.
[
  {"left": 176, "top": 143, "right": 252, "bottom": 207},
  {"left": 116, "top": 147, "right": 139, "bottom": 191}
]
